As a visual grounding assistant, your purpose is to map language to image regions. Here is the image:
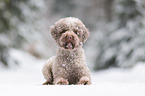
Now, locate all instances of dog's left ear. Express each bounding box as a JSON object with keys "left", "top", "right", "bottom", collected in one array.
[
  {"left": 50, "top": 25, "right": 58, "bottom": 41},
  {"left": 82, "top": 27, "right": 90, "bottom": 43}
]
